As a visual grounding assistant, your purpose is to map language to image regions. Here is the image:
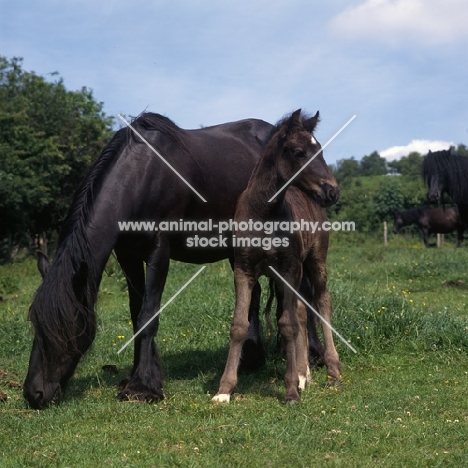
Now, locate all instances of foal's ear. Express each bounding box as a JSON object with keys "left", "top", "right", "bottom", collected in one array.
[
  {"left": 303, "top": 111, "right": 320, "bottom": 133},
  {"left": 37, "top": 251, "right": 51, "bottom": 279}
]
